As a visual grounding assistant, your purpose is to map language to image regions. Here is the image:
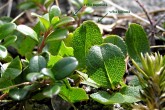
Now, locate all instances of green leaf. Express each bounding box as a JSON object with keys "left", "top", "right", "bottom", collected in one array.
[
  {"left": 44, "top": 40, "right": 62, "bottom": 55},
  {"left": 44, "top": 0, "right": 54, "bottom": 8},
  {"left": 58, "top": 41, "right": 74, "bottom": 56},
  {"left": 9, "top": 88, "right": 28, "bottom": 100},
  {"left": 26, "top": 72, "right": 44, "bottom": 81},
  {"left": 47, "top": 55, "right": 62, "bottom": 67},
  {"left": 86, "top": 43, "right": 125, "bottom": 88},
  {"left": 52, "top": 57, "right": 78, "bottom": 80},
  {"left": 0, "top": 23, "right": 16, "bottom": 40},
  {"left": 41, "top": 68, "right": 54, "bottom": 80},
  {"left": 0, "top": 78, "right": 13, "bottom": 89},
  {"left": 55, "top": 17, "right": 75, "bottom": 27},
  {"left": 2, "top": 57, "right": 22, "bottom": 80},
  {"left": 18, "top": 1, "right": 36, "bottom": 10},
  {"left": 17, "top": 25, "right": 38, "bottom": 42},
  {"left": 60, "top": 84, "right": 88, "bottom": 103},
  {"left": 90, "top": 91, "right": 125, "bottom": 105},
  {"left": 72, "top": 21, "right": 102, "bottom": 67},
  {"left": 104, "top": 35, "right": 127, "bottom": 56},
  {"left": 49, "top": 5, "right": 61, "bottom": 21},
  {"left": 0, "top": 45, "right": 7, "bottom": 58},
  {"left": 46, "top": 29, "right": 68, "bottom": 42},
  {"left": 125, "top": 23, "right": 150, "bottom": 65},
  {"left": 29, "top": 55, "right": 47, "bottom": 72},
  {"left": 31, "top": 13, "right": 50, "bottom": 30},
  {"left": 17, "top": 37, "right": 36, "bottom": 56},
  {"left": 43, "top": 84, "right": 61, "bottom": 98},
  {"left": 2, "top": 35, "right": 17, "bottom": 47}
]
